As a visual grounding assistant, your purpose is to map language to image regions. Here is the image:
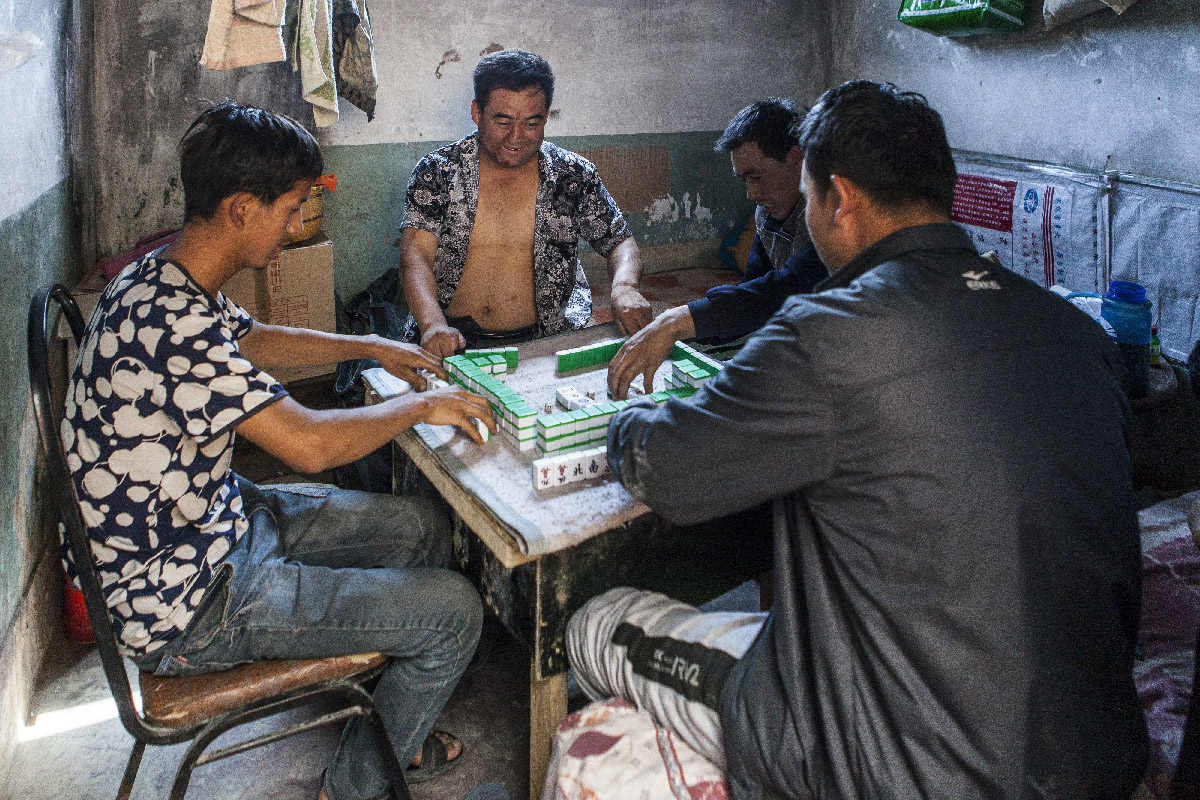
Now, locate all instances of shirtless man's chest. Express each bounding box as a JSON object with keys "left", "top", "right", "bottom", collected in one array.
[{"left": 447, "top": 159, "right": 541, "bottom": 332}]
